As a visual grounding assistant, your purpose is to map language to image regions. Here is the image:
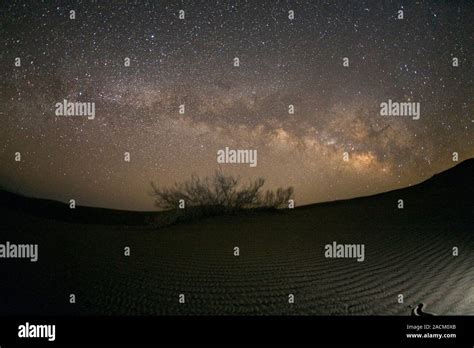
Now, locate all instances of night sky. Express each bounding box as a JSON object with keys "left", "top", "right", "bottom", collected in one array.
[{"left": 1, "top": 1, "right": 473, "bottom": 210}]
